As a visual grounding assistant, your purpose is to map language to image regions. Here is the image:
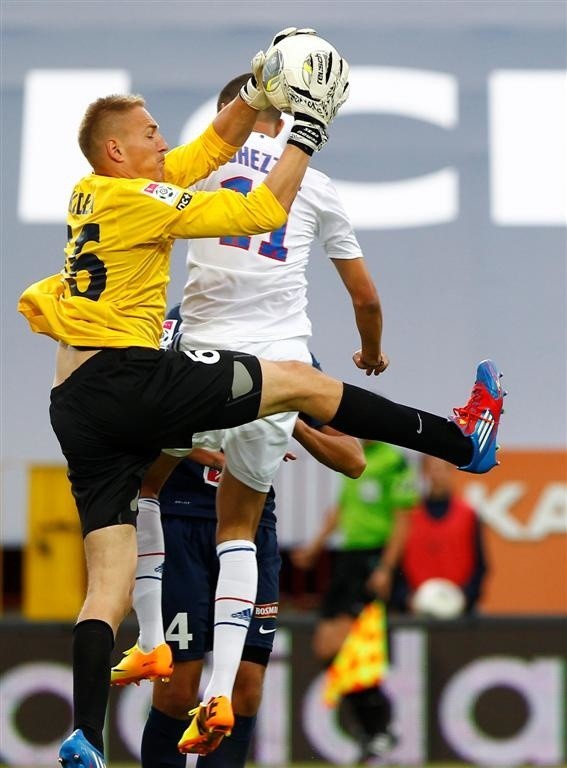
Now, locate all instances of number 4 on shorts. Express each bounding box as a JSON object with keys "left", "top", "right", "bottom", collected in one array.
[{"left": 165, "top": 612, "right": 193, "bottom": 650}]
